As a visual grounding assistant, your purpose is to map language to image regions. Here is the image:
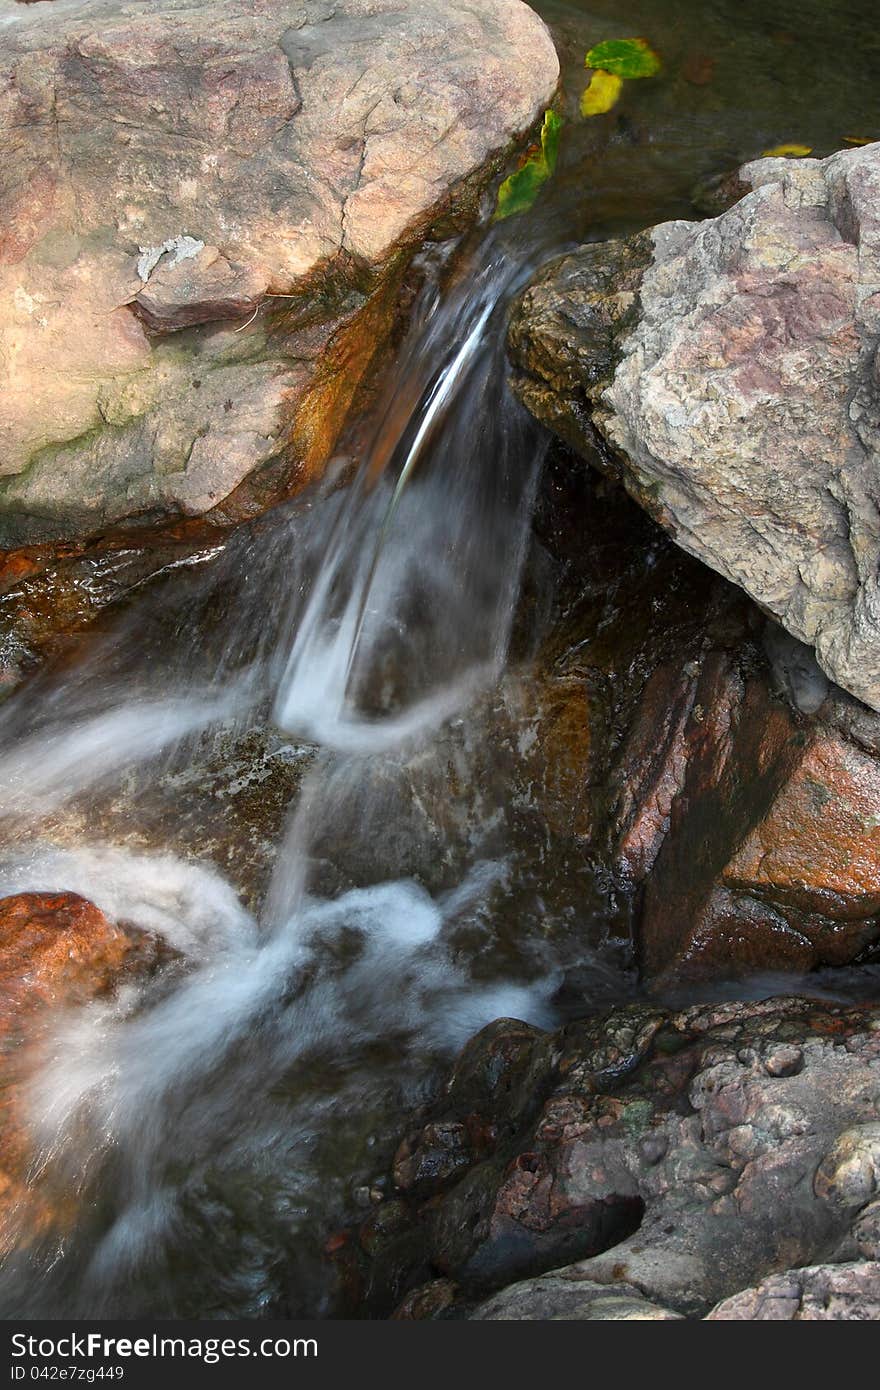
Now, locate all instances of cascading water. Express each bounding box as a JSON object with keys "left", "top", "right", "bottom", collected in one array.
[
  {"left": 0, "top": 232, "right": 563, "bottom": 1318},
  {"left": 272, "top": 248, "right": 539, "bottom": 752},
  {"left": 0, "top": 0, "right": 876, "bottom": 1327}
]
